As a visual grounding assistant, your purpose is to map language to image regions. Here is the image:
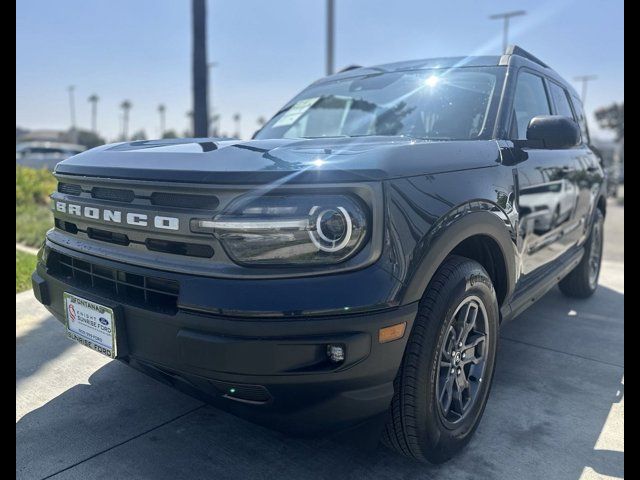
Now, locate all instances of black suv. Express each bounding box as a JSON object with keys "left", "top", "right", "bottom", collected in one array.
[{"left": 32, "top": 45, "right": 606, "bottom": 463}]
